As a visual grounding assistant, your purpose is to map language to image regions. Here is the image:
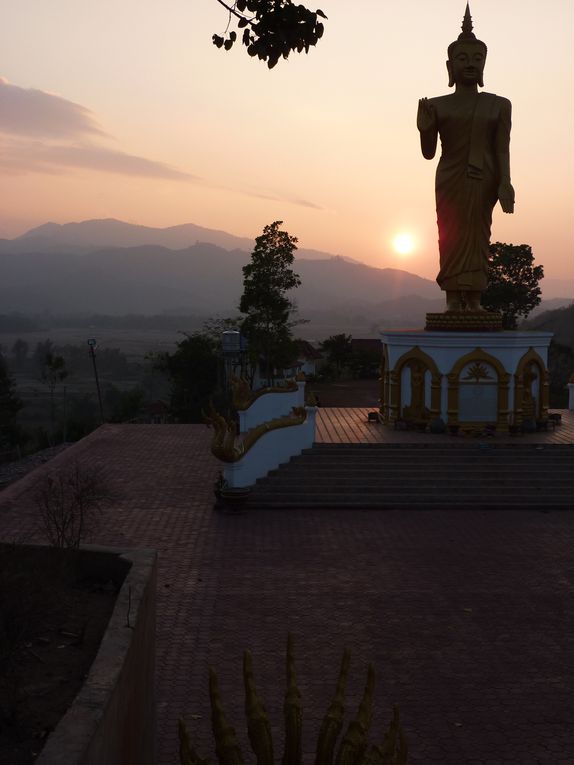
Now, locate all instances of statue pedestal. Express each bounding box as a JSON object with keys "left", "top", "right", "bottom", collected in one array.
[{"left": 380, "top": 329, "right": 553, "bottom": 431}]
